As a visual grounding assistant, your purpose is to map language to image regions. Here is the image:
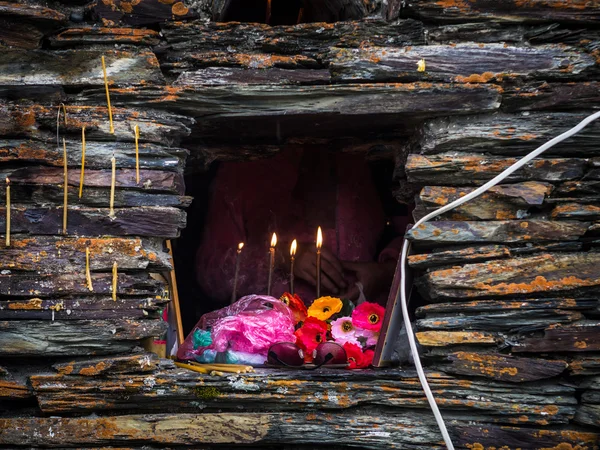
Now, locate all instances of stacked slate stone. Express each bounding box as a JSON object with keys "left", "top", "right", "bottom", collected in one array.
[
  {"left": 0, "top": 0, "right": 190, "bottom": 423},
  {"left": 399, "top": 4, "right": 600, "bottom": 442},
  {"left": 0, "top": 0, "right": 599, "bottom": 449}
]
